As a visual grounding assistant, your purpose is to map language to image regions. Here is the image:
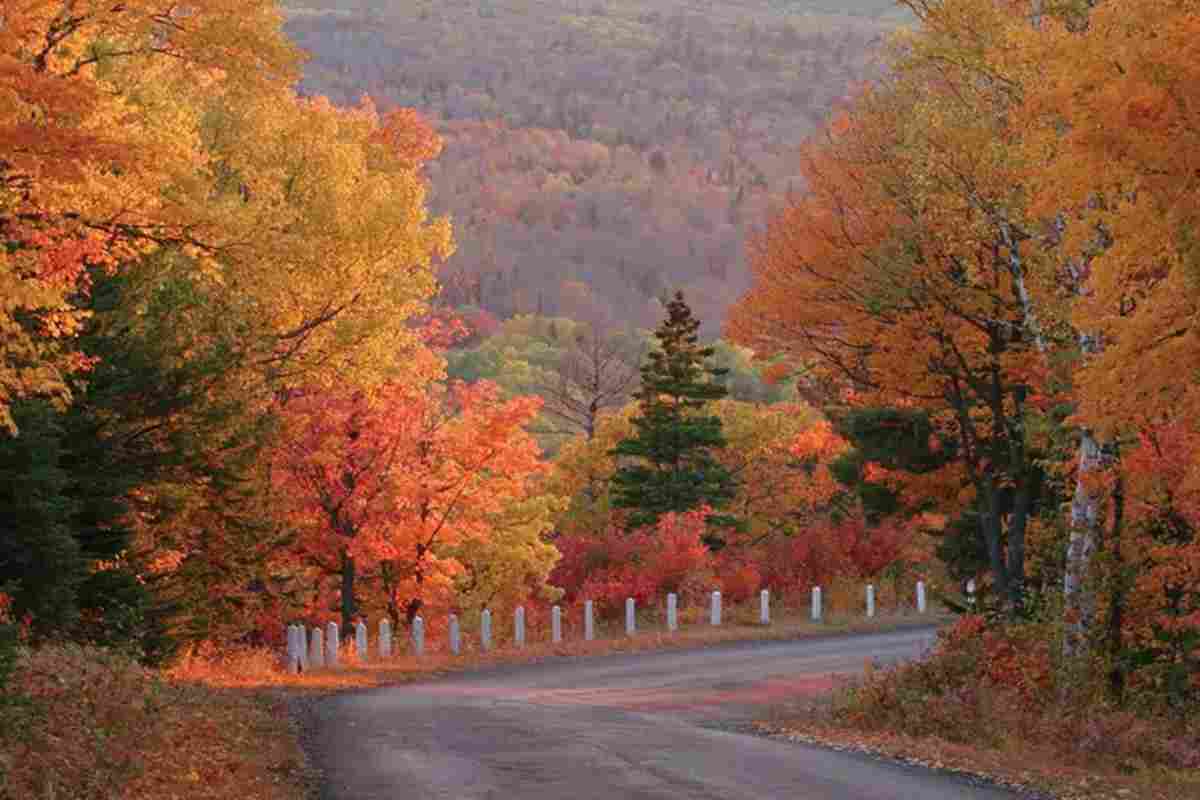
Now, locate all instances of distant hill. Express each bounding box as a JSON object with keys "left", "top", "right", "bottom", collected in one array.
[{"left": 280, "top": 0, "right": 906, "bottom": 335}]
